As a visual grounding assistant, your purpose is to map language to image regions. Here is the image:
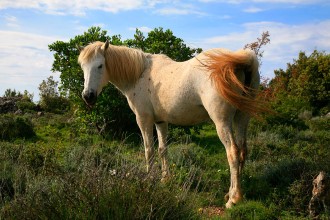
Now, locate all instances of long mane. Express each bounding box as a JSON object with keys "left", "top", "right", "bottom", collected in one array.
[{"left": 78, "top": 41, "right": 148, "bottom": 88}]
